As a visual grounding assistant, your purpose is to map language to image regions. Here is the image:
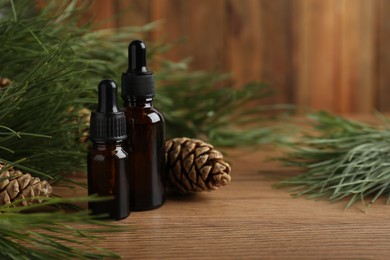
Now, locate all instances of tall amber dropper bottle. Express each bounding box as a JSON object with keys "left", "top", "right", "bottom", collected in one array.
[
  {"left": 88, "top": 79, "right": 130, "bottom": 220},
  {"left": 121, "top": 40, "right": 166, "bottom": 211}
]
